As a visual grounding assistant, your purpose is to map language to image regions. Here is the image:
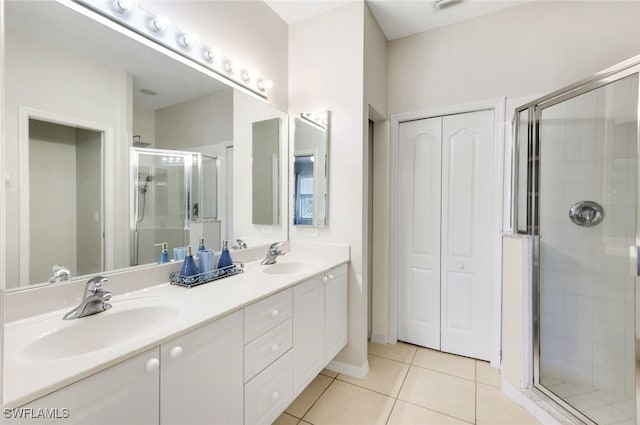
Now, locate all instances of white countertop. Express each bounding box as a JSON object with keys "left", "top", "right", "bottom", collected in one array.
[{"left": 4, "top": 243, "right": 349, "bottom": 408}]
